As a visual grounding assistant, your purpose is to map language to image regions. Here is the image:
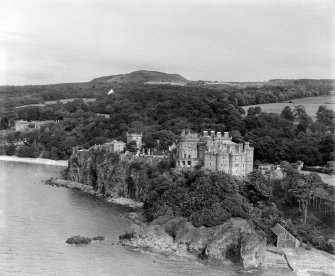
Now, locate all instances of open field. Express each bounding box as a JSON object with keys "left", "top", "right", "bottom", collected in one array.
[
  {"left": 299, "top": 170, "right": 335, "bottom": 187},
  {"left": 14, "top": 98, "right": 97, "bottom": 109},
  {"left": 242, "top": 96, "right": 335, "bottom": 119}
]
